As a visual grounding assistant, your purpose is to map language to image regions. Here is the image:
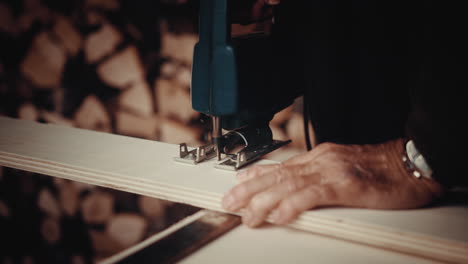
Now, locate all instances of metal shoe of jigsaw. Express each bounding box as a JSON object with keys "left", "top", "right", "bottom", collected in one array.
[{"left": 175, "top": 0, "right": 297, "bottom": 170}]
